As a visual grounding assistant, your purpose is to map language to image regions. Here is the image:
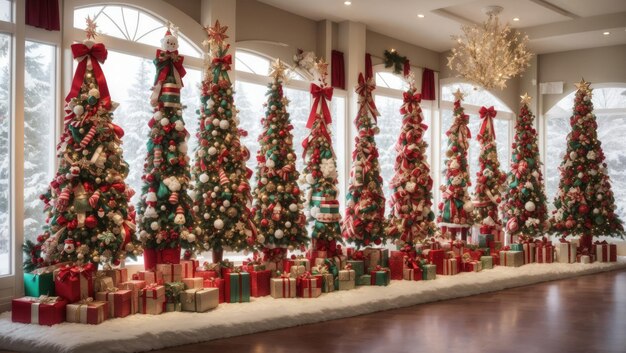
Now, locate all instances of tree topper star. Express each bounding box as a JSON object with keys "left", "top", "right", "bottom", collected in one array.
[
  {"left": 269, "top": 58, "right": 289, "bottom": 81},
  {"left": 453, "top": 88, "right": 465, "bottom": 102},
  {"left": 520, "top": 93, "right": 532, "bottom": 105},
  {"left": 206, "top": 20, "right": 229, "bottom": 45},
  {"left": 85, "top": 16, "right": 98, "bottom": 40},
  {"left": 575, "top": 78, "right": 591, "bottom": 92}
]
